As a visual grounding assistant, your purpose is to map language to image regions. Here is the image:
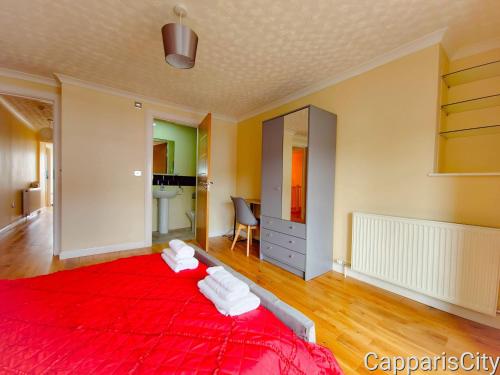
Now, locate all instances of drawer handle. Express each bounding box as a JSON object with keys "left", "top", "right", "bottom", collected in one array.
[
  {"left": 288, "top": 226, "right": 293, "bottom": 229},
  {"left": 288, "top": 254, "right": 294, "bottom": 258},
  {"left": 266, "top": 233, "right": 271, "bottom": 237},
  {"left": 289, "top": 240, "right": 294, "bottom": 244},
  {"left": 266, "top": 246, "right": 272, "bottom": 250}
]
